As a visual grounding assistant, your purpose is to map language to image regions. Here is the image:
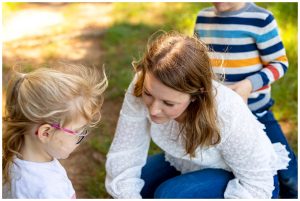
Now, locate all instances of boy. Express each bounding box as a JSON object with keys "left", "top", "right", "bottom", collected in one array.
[{"left": 194, "top": 2, "right": 297, "bottom": 198}]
